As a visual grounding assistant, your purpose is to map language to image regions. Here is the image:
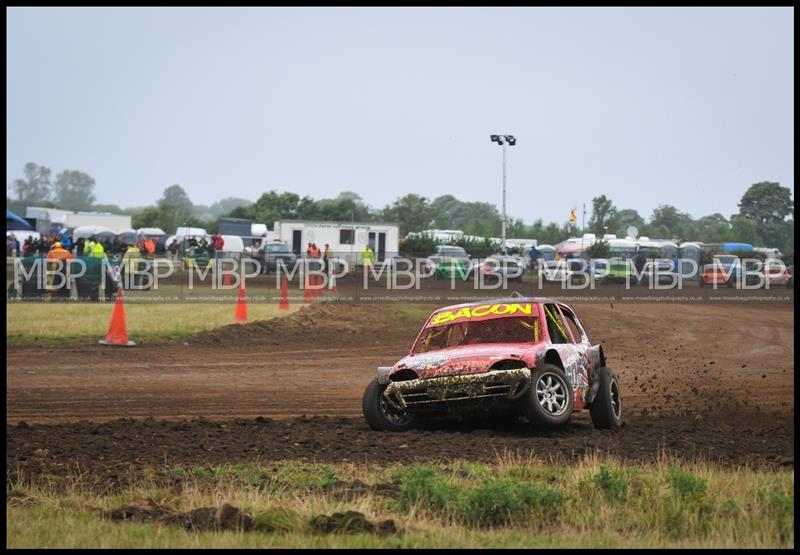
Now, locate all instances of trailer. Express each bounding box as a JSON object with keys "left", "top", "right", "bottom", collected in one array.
[
  {"left": 272, "top": 219, "right": 399, "bottom": 265},
  {"left": 219, "top": 217, "right": 254, "bottom": 245},
  {"left": 66, "top": 212, "right": 132, "bottom": 232}
]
